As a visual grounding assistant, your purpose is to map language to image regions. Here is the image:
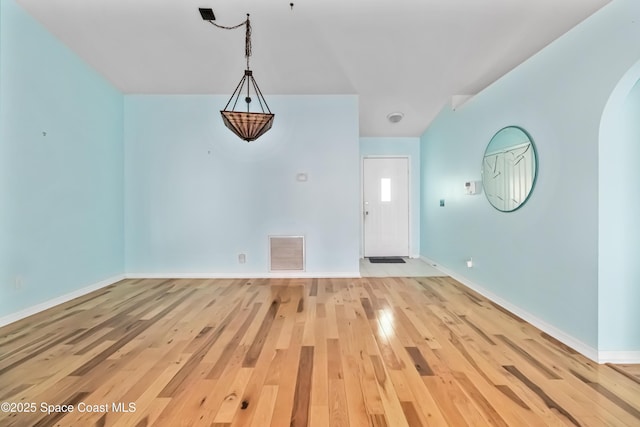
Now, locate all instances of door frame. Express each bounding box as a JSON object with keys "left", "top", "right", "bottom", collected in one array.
[{"left": 360, "top": 155, "right": 412, "bottom": 258}]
